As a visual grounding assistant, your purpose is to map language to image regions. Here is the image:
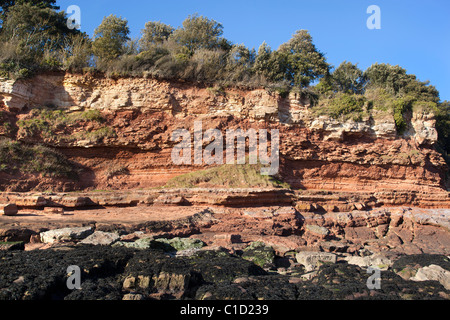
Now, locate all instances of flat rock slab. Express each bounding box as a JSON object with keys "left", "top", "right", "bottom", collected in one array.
[
  {"left": 40, "top": 227, "right": 94, "bottom": 244},
  {"left": 411, "top": 264, "right": 450, "bottom": 290},
  {"left": 296, "top": 252, "right": 337, "bottom": 272},
  {"left": 305, "top": 225, "right": 330, "bottom": 238},
  {"left": 79, "top": 231, "right": 120, "bottom": 246},
  {"left": 343, "top": 254, "right": 393, "bottom": 270},
  {"left": 0, "top": 206, "right": 209, "bottom": 230}
]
